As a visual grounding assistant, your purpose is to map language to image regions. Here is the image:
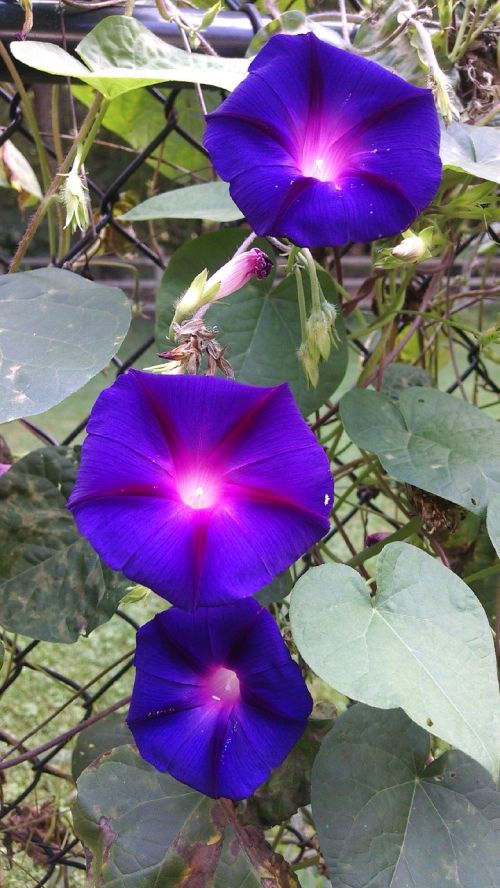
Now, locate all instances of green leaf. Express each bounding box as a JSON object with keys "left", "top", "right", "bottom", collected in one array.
[
  {"left": 255, "top": 569, "right": 293, "bottom": 606},
  {"left": 242, "top": 718, "right": 332, "bottom": 827},
  {"left": 486, "top": 494, "right": 500, "bottom": 558},
  {"left": 0, "top": 447, "right": 129, "bottom": 643},
  {"left": 11, "top": 16, "right": 248, "bottom": 99},
  {"left": 156, "top": 229, "right": 348, "bottom": 415},
  {"left": 72, "top": 713, "right": 133, "bottom": 781},
  {"left": 290, "top": 542, "right": 500, "bottom": 778},
  {"left": 380, "top": 362, "right": 434, "bottom": 402},
  {"left": 73, "top": 85, "right": 215, "bottom": 181},
  {"left": 312, "top": 705, "right": 500, "bottom": 888},
  {"left": 339, "top": 387, "right": 500, "bottom": 515},
  {"left": 121, "top": 181, "right": 243, "bottom": 223},
  {"left": 73, "top": 744, "right": 300, "bottom": 887},
  {"left": 0, "top": 268, "right": 130, "bottom": 423},
  {"left": 440, "top": 122, "right": 500, "bottom": 184}
]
